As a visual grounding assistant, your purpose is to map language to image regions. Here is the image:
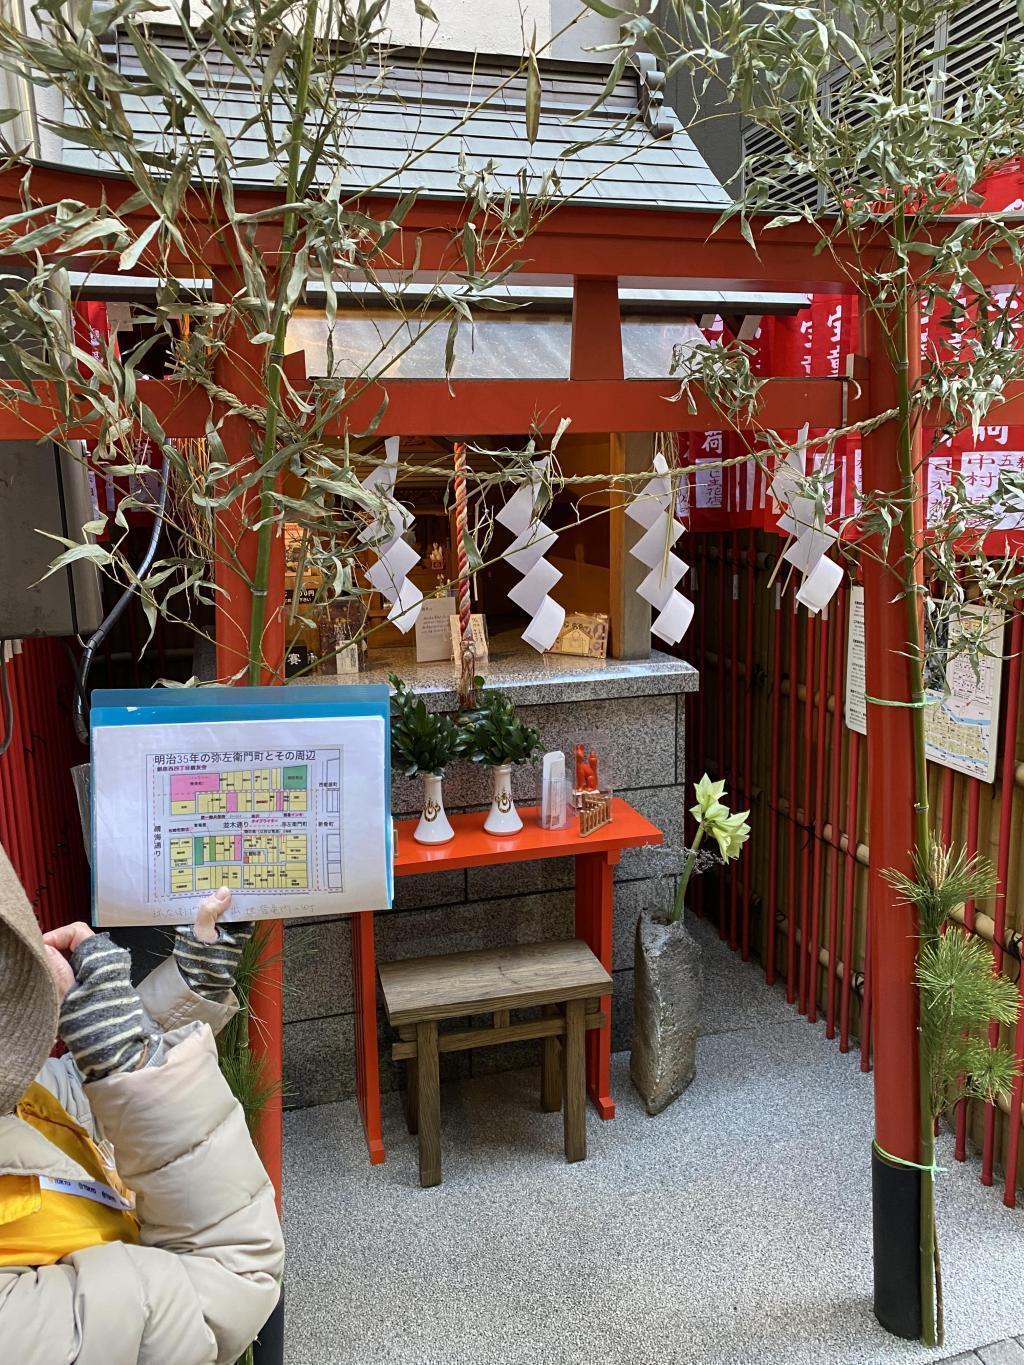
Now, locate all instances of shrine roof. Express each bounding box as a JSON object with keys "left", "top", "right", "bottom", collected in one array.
[{"left": 60, "top": 34, "right": 731, "bottom": 212}]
